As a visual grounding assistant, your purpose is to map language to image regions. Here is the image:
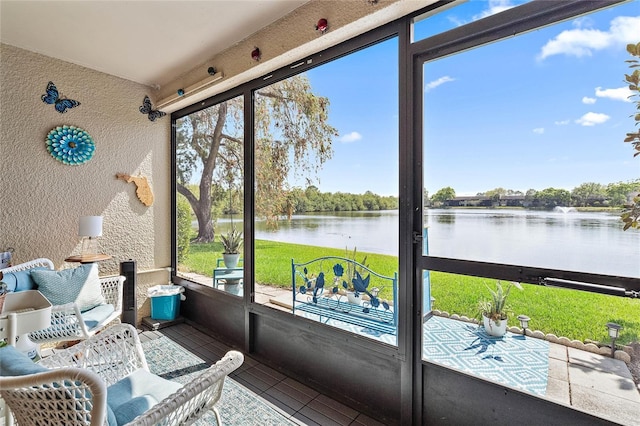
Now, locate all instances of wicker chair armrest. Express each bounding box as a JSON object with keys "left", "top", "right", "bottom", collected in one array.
[
  {"left": 1, "top": 258, "right": 54, "bottom": 273},
  {"left": 125, "top": 350, "right": 244, "bottom": 426},
  {"left": 0, "top": 367, "right": 107, "bottom": 426},
  {"left": 28, "top": 302, "right": 90, "bottom": 344},
  {"left": 38, "top": 324, "right": 147, "bottom": 386},
  {"left": 49, "top": 301, "right": 82, "bottom": 314},
  {"left": 99, "top": 275, "right": 124, "bottom": 312}
]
